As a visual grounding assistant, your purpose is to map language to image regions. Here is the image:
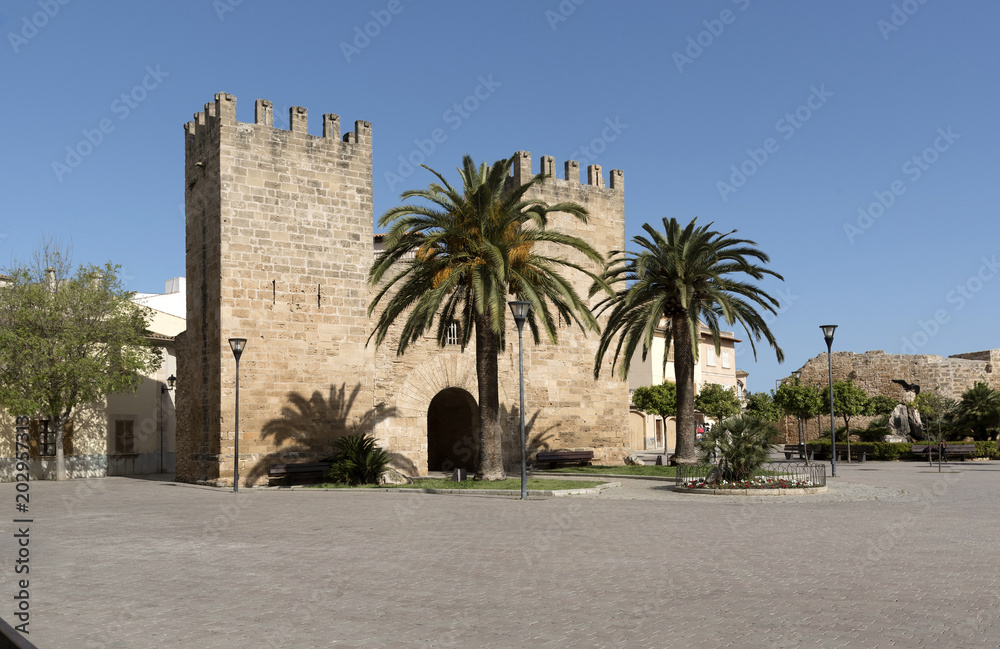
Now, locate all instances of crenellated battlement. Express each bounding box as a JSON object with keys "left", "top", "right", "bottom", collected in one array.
[
  {"left": 510, "top": 150, "right": 623, "bottom": 191},
  {"left": 183, "top": 92, "right": 371, "bottom": 149}
]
